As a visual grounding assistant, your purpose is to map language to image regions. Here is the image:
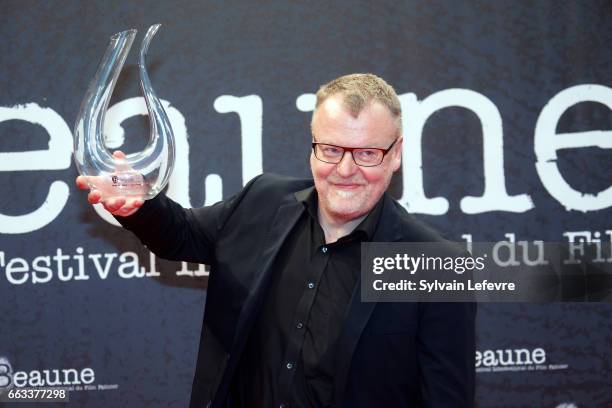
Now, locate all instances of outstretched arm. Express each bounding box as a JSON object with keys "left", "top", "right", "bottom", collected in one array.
[{"left": 76, "top": 156, "right": 262, "bottom": 265}]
